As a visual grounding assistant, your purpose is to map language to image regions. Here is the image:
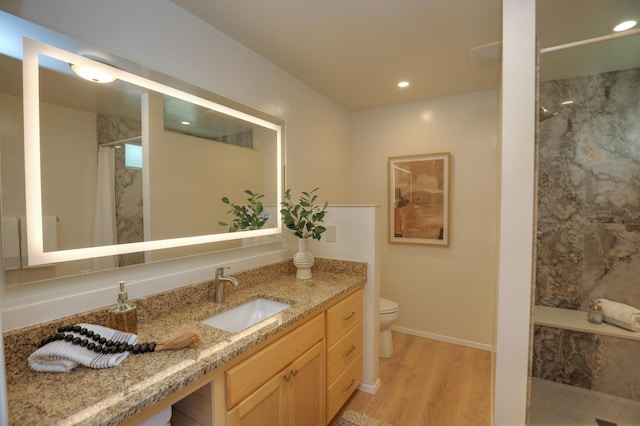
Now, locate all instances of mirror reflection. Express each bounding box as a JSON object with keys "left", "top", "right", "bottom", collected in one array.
[{"left": 1, "top": 37, "right": 282, "bottom": 285}]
